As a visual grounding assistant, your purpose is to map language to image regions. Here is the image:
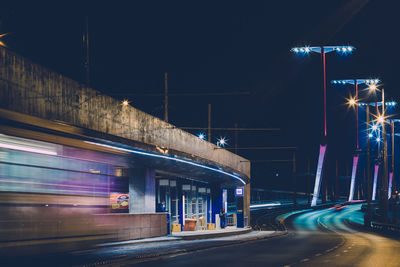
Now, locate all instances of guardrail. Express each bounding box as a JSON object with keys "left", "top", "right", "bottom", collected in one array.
[{"left": 371, "top": 221, "right": 400, "bottom": 233}]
